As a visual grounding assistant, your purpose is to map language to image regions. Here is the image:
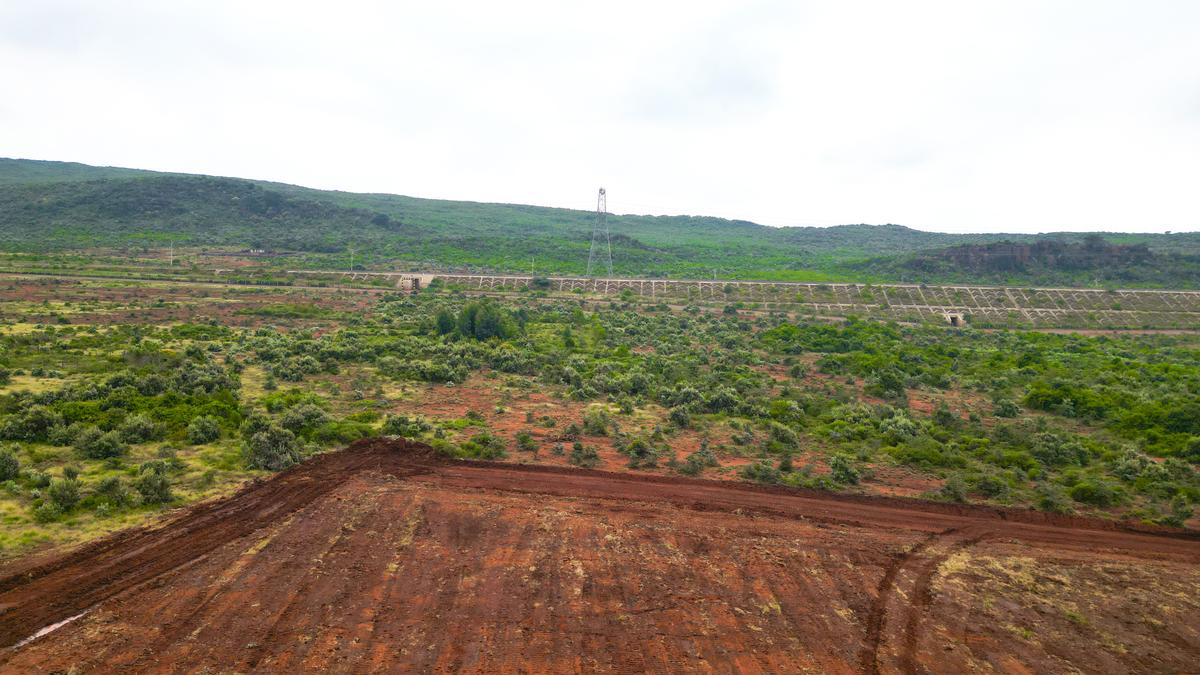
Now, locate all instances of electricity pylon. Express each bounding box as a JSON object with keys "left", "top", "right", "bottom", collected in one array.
[{"left": 586, "top": 187, "right": 612, "bottom": 277}]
